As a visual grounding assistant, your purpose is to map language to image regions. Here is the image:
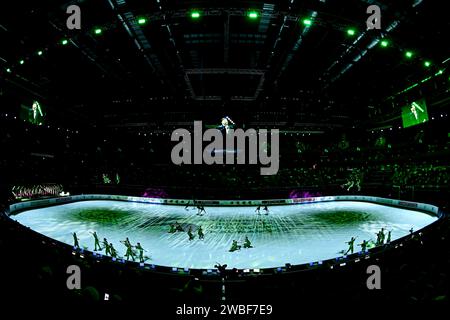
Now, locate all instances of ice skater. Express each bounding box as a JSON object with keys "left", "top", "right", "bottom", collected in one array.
[
  {"left": 197, "top": 205, "right": 206, "bottom": 216},
  {"left": 188, "top": 226, "right": 195, "bottom": 241},
  {"left": 386, "top": 230, "right": 392, "bottom": 243},
  {"left": 110, "top": 243, "right": 118, "bottom": 258},
  {"left": 72, "top": 232, "right": 80, "bottom": 249},
  {"left": 135, "top": 242, "right": 147, "bottom": 263},
  {"left": 358, "top": 239, "right": 368, "bottom": 252},
  {"left": 102, "top": 238, "right": 111, "bottom": 255},
  {"left": 263, "top": 206, "right": 269, "bottom": 215},
  {"left": 90, "top": 231, "right": 101, "bottom": 251},
  {"left": 175, "top": 221, "right": 184, "bottom": 232},
  {"left": 198, "top": 226, "right": 205, "bottom": 240},
  {"left": 243, "top": 236, "right": 253, "bottom": 249},
  {"left": 169, "top": 223, "right": 176, "bottom": 233},
  {"left": 345, "top": 237, "right": 356, "bottom": 255},
  {"left": 229, "top": 240, "right": 241, "bottom": 252},
  {"left": 255, "top": 206, "right": 261, "bottom": 215},
  {"left": 121, "top": 237, "right": 136, "bottom": 261},
  {"left": 376, "top": 228, "right": 385, "bottom": 246}
]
